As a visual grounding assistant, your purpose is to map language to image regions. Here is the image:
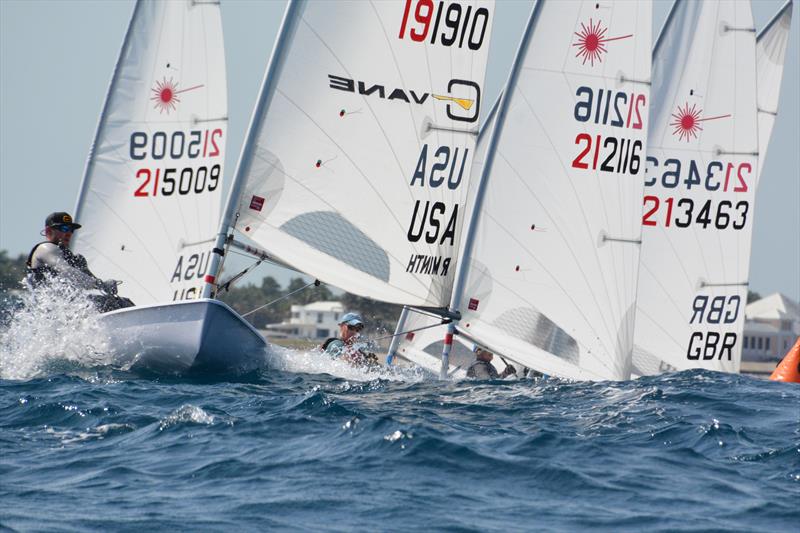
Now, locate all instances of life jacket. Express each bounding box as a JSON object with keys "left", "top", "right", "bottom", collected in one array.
[
  {"left": 321, "top": 337, "right": 339, "bottom": 351},
  {"left": 26, "top": 242, "right": 90, "bottom": 288},
  {"left": 466, "top": 359, "right": 499, "bottom": 379},
  {"left": 321, "top": 337, "right": 378, "bottom": 367}
]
